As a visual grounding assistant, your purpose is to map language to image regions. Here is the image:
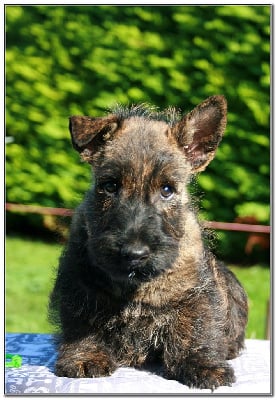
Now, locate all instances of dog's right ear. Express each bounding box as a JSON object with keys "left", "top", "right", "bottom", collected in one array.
[{"left": 69, "top": 115, "right": 119, "bottom": 161}]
